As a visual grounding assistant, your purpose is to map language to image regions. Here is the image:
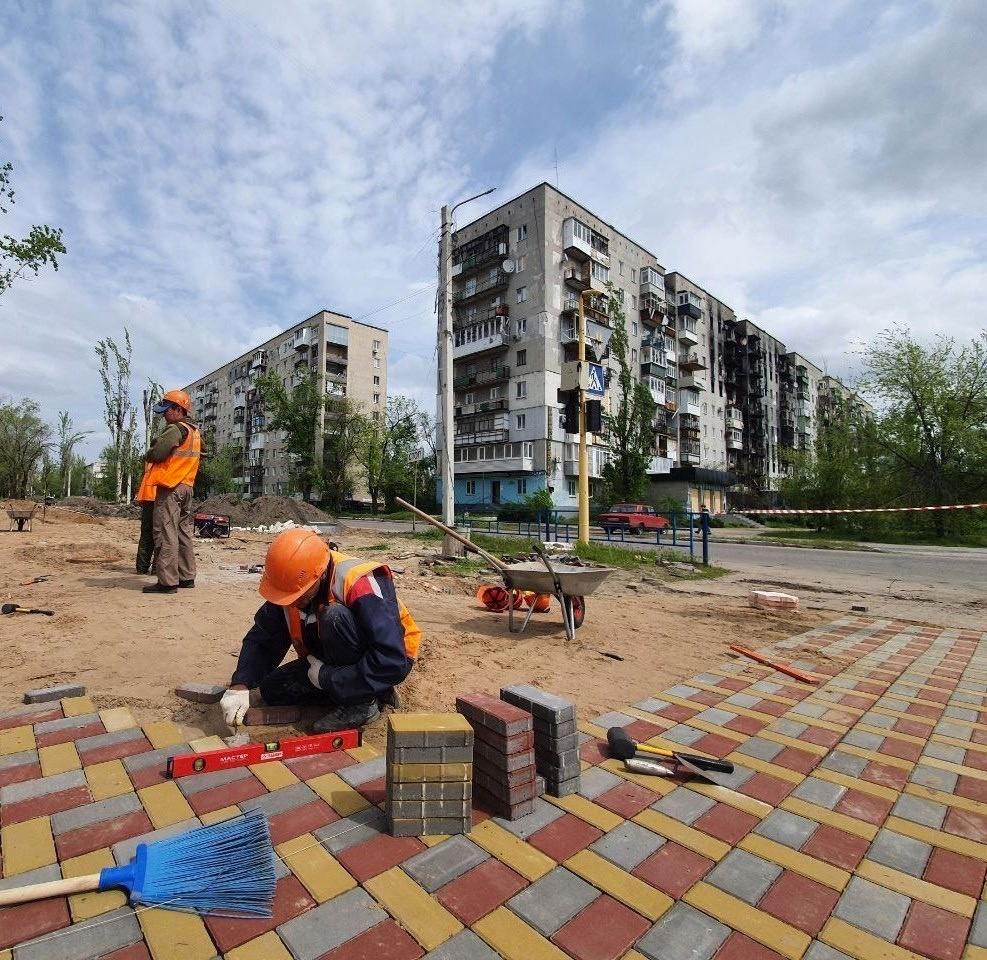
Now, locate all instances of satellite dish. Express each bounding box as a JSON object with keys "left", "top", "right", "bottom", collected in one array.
[{"left": 502, "top": 259, "right": 515, "bottom": 273}]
